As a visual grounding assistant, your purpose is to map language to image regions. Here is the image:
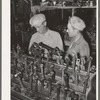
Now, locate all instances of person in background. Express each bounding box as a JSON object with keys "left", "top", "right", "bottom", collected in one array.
[
  {"left": 29, "top": 13, "right": 64, "bottom": 53},
  {"left": 65, "top": 16, "right": 90, "bottom": 62}
]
